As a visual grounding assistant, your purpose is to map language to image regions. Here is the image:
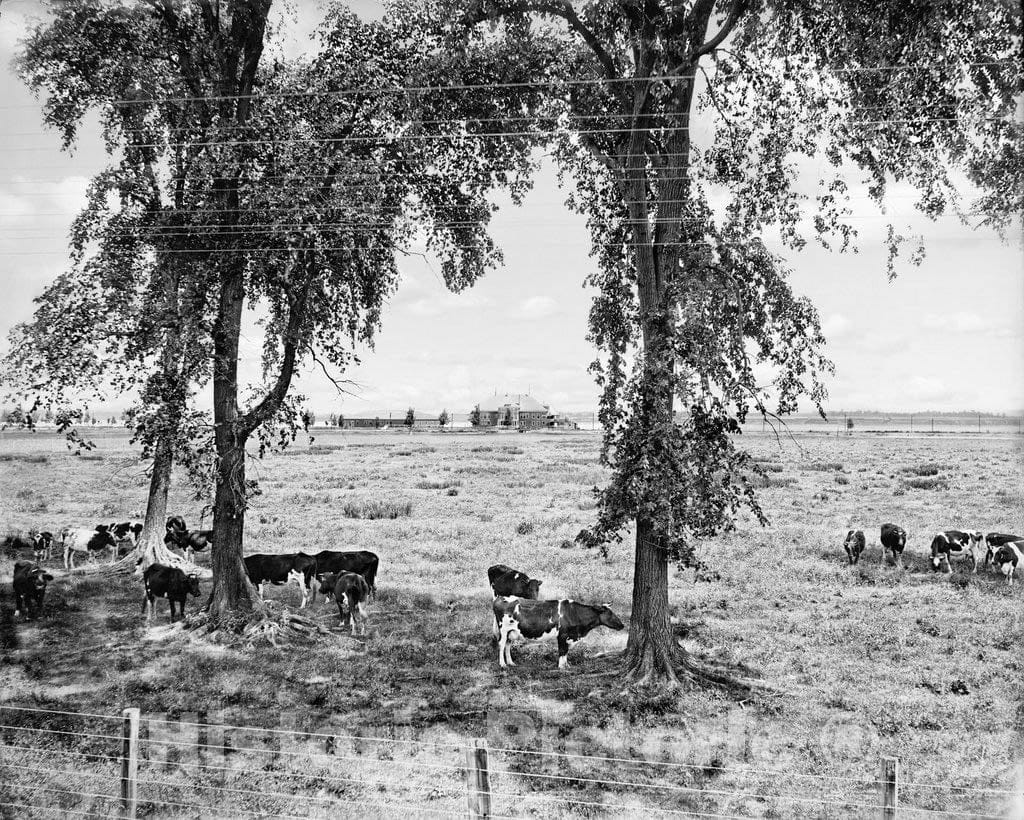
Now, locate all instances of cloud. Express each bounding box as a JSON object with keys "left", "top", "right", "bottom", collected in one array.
[
  {"left": 405, "top": 291, "right": 492, "bottom": 317},
  {"left": 921, "top": 311, "right": 986, "bottom": 333},
  {"left": 821, "top": 313, "right": 852, "bottom": 339},
  {"left": 514, "top": 295, "right": 559, "bottom": 320}
]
